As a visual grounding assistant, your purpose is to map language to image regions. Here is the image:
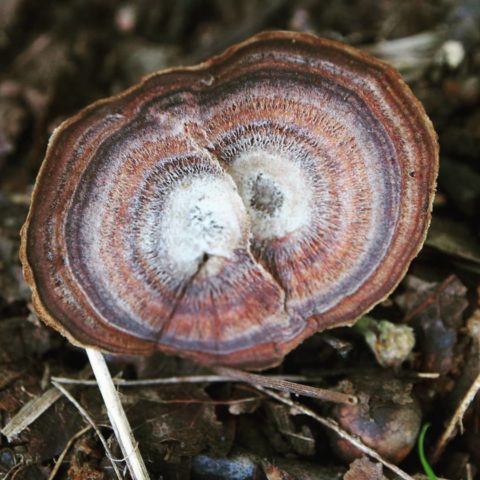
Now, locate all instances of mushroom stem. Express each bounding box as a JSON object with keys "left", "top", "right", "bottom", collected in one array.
[{"left": 86, "top": 348, "right": 150, "bottom": 480}]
